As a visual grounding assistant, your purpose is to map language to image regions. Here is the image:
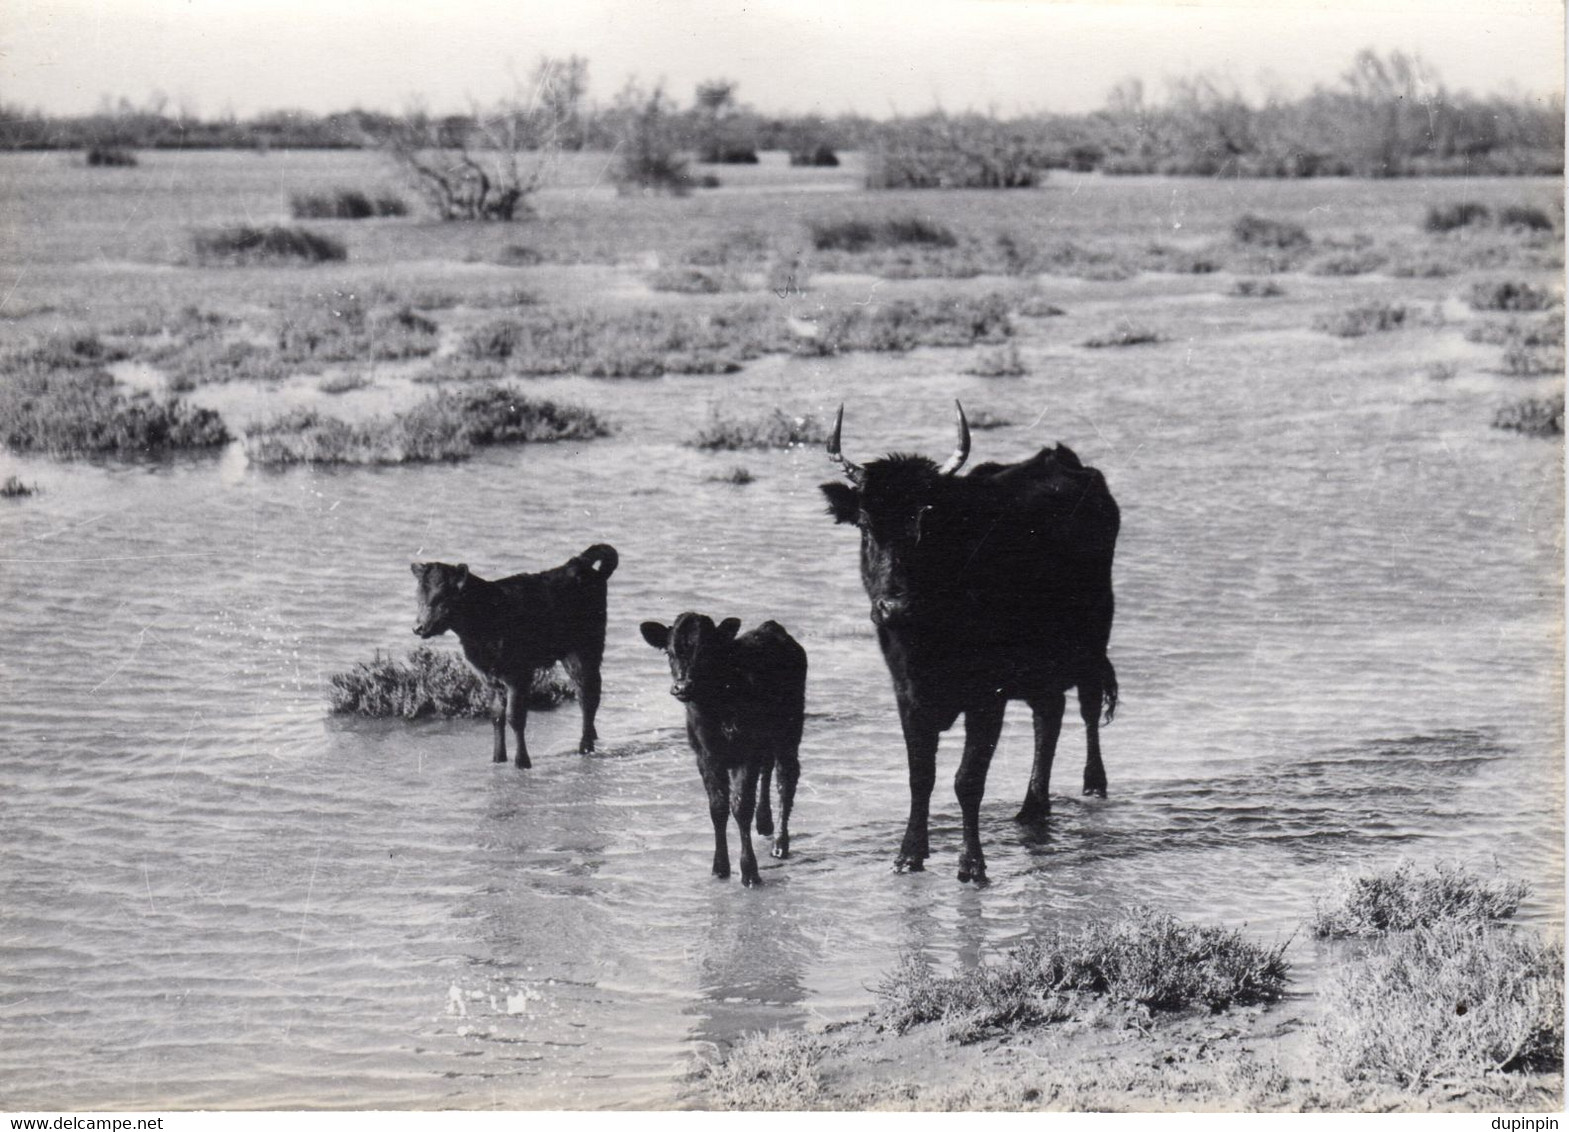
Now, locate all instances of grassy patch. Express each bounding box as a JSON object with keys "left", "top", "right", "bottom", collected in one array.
[
  {"left": 290, "top": 189, "right": 408, "bottom": 220},
  {"left": 1318, "top": 920, "right": 1563, "bottom": 1088},
  {"left": 1469, "top": 281, "right": 1558, "bottom": 313},
  {"left": 1494, "top": 394, "right": 1565, "bottom": 436},
  {"left": 0, "top": 367, "right": 229, "bottom": 458},
  {"left": 1314, "top": 303, "right": 1412, "bottom": 337},
  {"left": 1311, "top": 861, "right": 1530, "bottom": 939},
  {"left": 704, "top": 465, "right": 755, "bottom": 485},
  {"left": 86, "top": 146, "right": 138, "bottom": 167},
  {"left": 1424, "top": 202, "right": 1491, "bottom": 233},
  {"left": 964, "top": 343, "right": 1027, "bottom": 377},
  {"left": 1463, "top": 316, "right": 1565, "bottom": 348},
  {"left": 191, "top": 225, "right": 347, "bottom": 265},
  {"left": 1496, "top": 346, "right": 1566, "bottom": 377},
  {"left": 694, "top": 1030, "right": 829, "bottom": 1110},
  {"left": 809, "top": 293, "right": 1013, "bottom": 354},
  {"left": 1232, "top": 214, "right": 1311, "bottom": 249},
  {"left": 243, "top": 385, "right": 609, "bottom": 466},
  {"left": 1083, "top": 323, "right": 1163, "bottom": 348},
  {"left": 461, "top": 305, "right": 765, "bottom": 377},
  {"left": 278, "top": 300, "right": 439, "bottom": 363},
  {"left": 155, "top": 340, "right": 291, "bottom": 390},
  {"left": 317, "top": 373, "right": 372, "bottom": 395},
  {"left": 1310, "top": 249, "right": 1388, "bottom": 276},
  {"left": 648, "top": 266, "right": 739, "bottom": 294},
  {"left": 0, "top": 475, "right": 38, "bottom": 498},
  {"left": 874, "top": 908, "right": 1290, "bottom": 1041},
  {"left": 1498, "top": 206, "right": 1556, "bottom": 232},
  {"left": 1230, "top": 279, "right": 1285, "bottom": 298},
  {"left": 689, "top": 409, "right": 828, "bottom": 451},
  {"left": 328, "top": 647, "right": 574, "bottom": 718},
  {"left": 809, "top": 215, "right": 958, "bottom": 252}
]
